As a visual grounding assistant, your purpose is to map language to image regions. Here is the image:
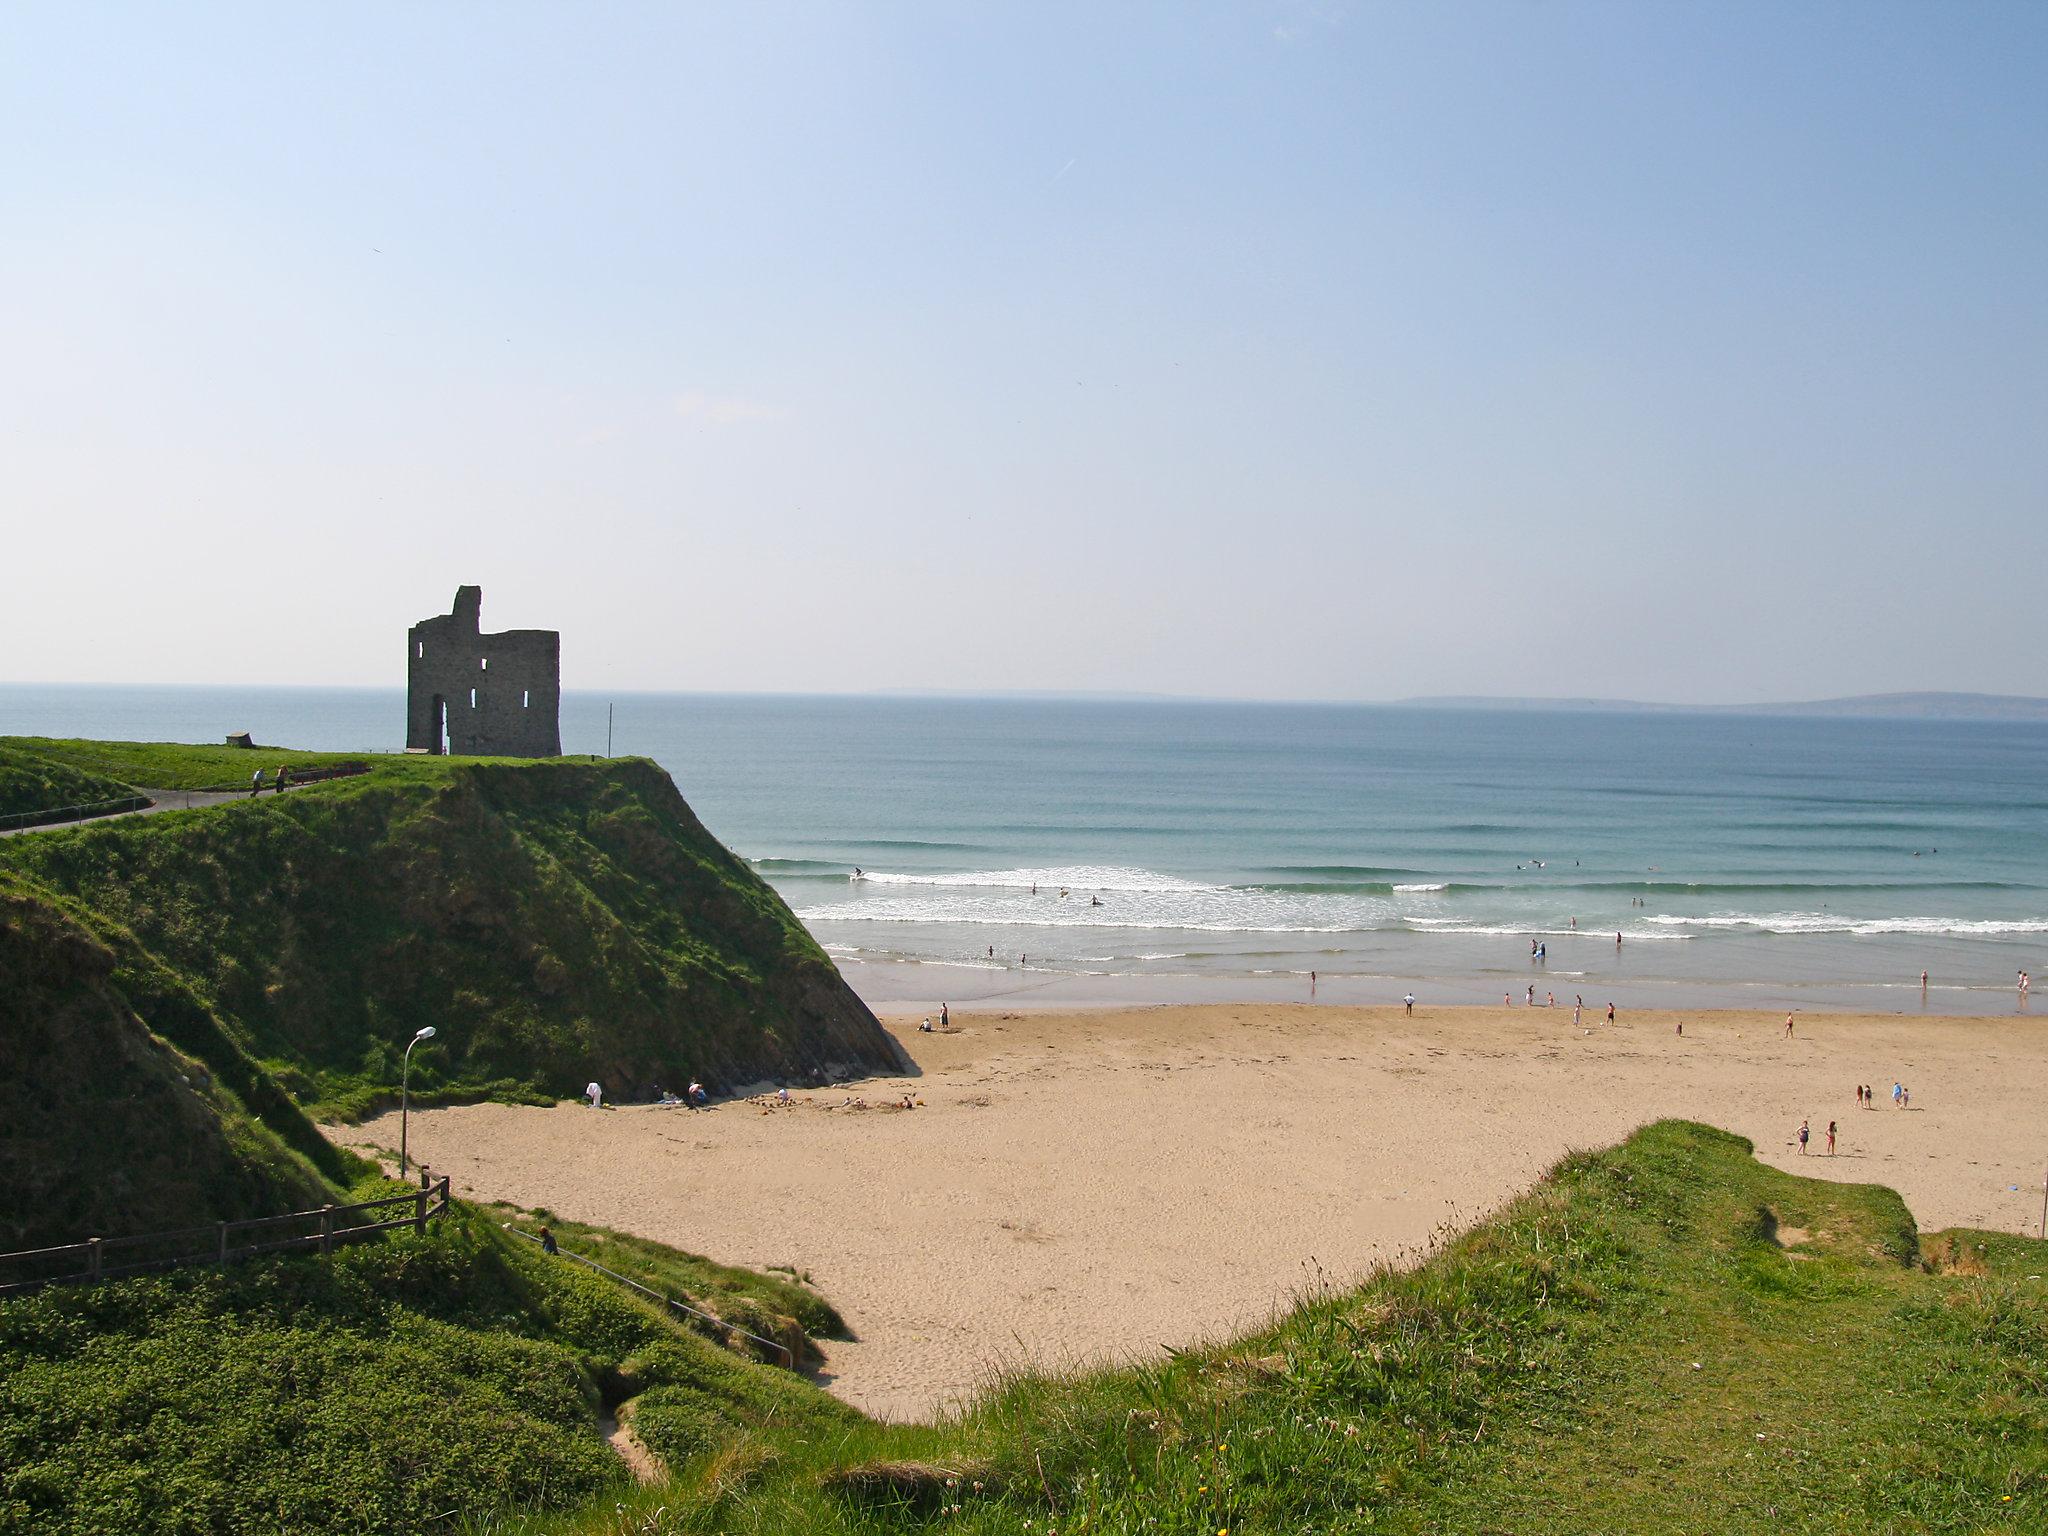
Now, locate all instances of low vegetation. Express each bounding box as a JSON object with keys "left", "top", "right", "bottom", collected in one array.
[
  {"left": 488, "top": 1205, "right": 848, "bottom": 1365},
  {"left": 0, "top": 1207, "right": 858, "bottom": 1535}
]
